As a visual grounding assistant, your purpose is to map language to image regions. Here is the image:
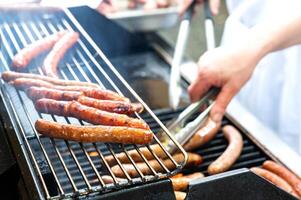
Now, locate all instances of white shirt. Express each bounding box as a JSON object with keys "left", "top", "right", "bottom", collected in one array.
[{"left": 223, "top": 0, "right": 301, "bottom": 154}]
